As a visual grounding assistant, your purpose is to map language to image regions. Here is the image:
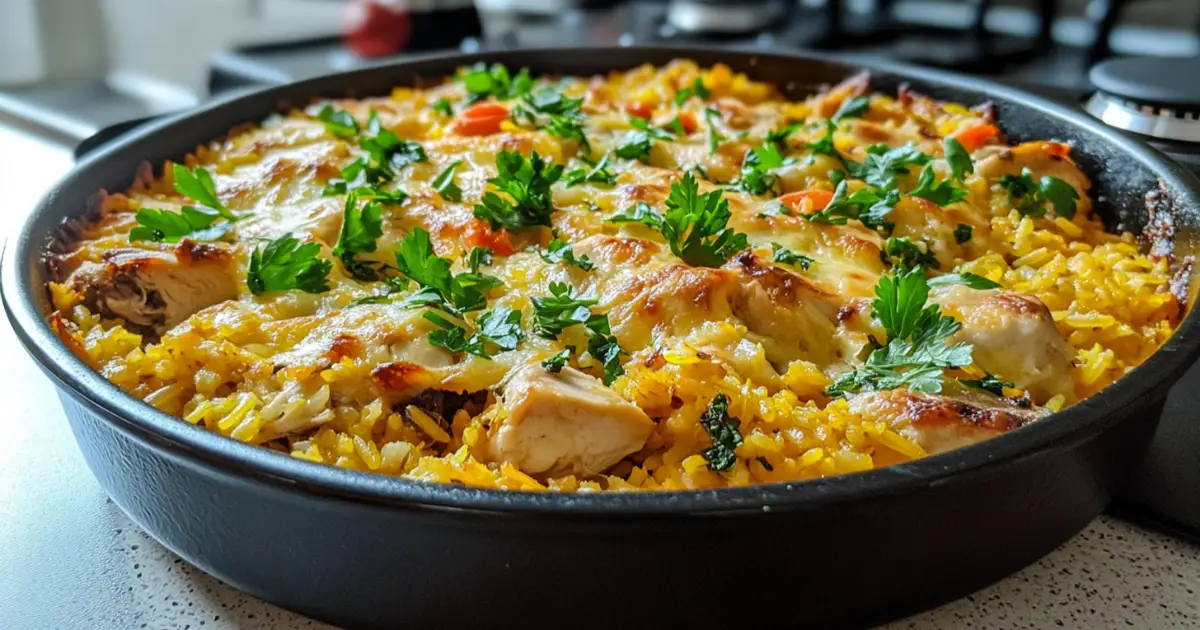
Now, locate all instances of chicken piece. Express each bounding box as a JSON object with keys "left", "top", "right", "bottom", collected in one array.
[
  {"left": 847, "top": 387, "right": 1049, "bottom": 455},
  {"left": 68, "top": 243, "right": 238, "bottom": 335},
  {"left": 973, "top": 140, "right": 1093, "bottom": 218},
  {"left": 933, "top": 284, "right": 1073, "bottom": 401},
  {"left": 485, "top": 365, "right": 654, "bottom": 477}
]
